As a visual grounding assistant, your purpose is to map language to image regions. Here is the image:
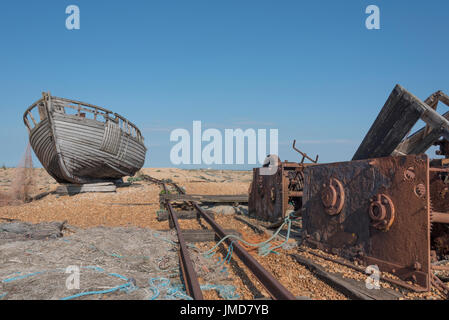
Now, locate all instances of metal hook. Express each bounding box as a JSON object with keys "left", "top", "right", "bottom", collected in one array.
[{"left": 292, "top": 140, "right": 319, "bottom": 164}]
